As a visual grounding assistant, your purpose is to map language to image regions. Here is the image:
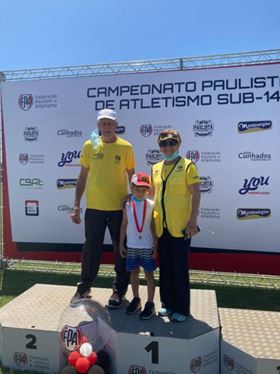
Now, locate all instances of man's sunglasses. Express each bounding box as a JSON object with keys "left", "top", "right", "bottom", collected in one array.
[{"left": 159, "top": 139, "right": 178, "bottom": 147}]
